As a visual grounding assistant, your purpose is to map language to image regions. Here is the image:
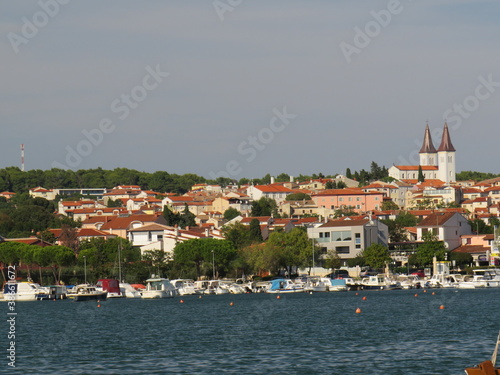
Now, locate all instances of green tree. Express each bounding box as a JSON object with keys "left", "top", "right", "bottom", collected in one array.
[
  {"left": 223, "top": 207, "right": 241, "bottom": 221},
  {"left": 222, "top": 222, "right": 251, "bottom": 249},
  {"left": 449, "top": 252, "right": 473, "bottom": 269},
  {"left": 323, "top": 249, "right": 342, "bottom": 270},
  {"left": 249, "top": 219, "right": 263, "bottom": 243},
  {"left": 418, "top": 165, "right": 425, "bottom": 183},
  {"left": 285, "top": 192, "right": 311, "bottom": 201},
  {"left": 179, "top": 204, "right": 196, "bottom": 228},
  {"left": 250, "top": 197, "right": 278, "bottom": 217},
  {"left": 415, "top": 231, "right": 446, "bottom": 266},
  {"left": 325, "top": 180, "right": 336, "bottom": 189},
  {"left": 381, "top": 200, "right": 399, "bottom": 211},
  {"left": 362, "top": 243, "right": 391, "bottom": 269},
  {"left": 346, "top": 168, "right": 352, "bottom": 179}
]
